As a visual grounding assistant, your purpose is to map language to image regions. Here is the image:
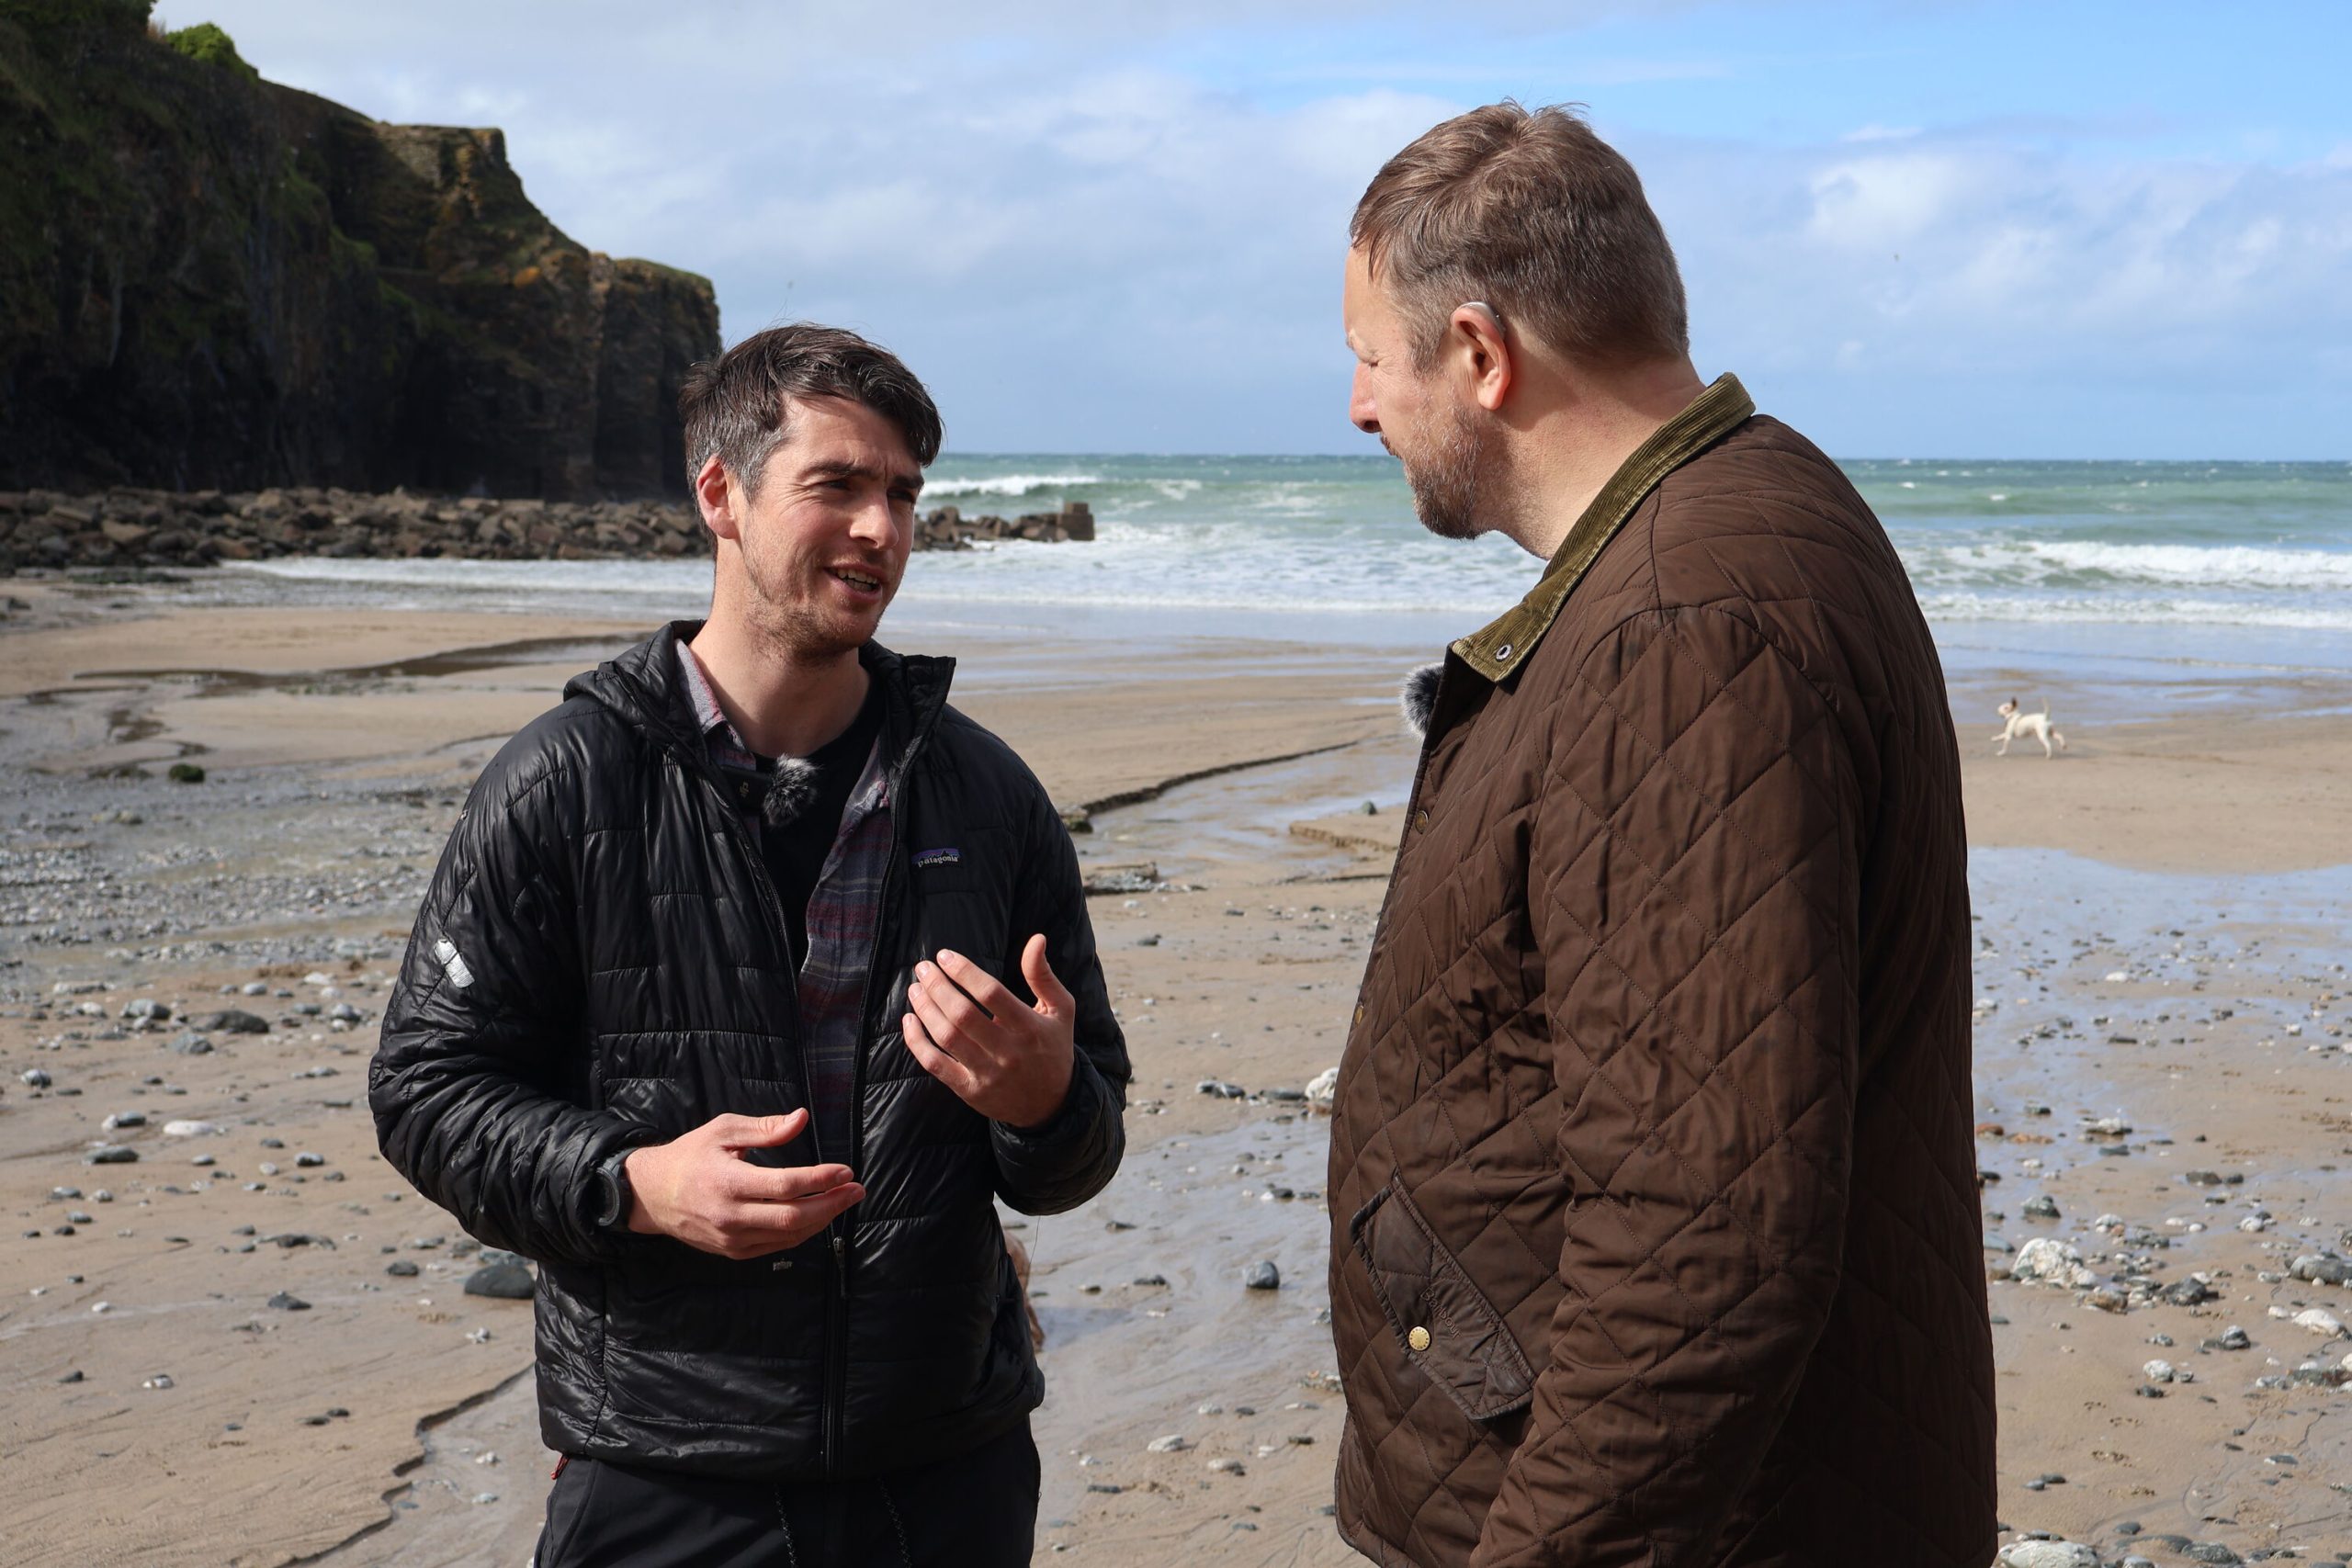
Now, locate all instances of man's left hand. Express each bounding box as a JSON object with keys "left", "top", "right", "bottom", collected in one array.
[{"left": 904, "top": 934, "right": 1076, "bottom": 1130}]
